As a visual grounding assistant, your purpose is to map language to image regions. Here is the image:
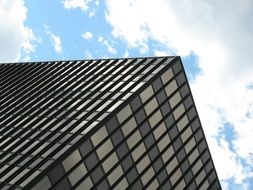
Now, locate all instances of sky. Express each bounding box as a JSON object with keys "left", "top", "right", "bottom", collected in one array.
[{"left": 1, "top": 0, "right": 253, "bottom": 189}]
